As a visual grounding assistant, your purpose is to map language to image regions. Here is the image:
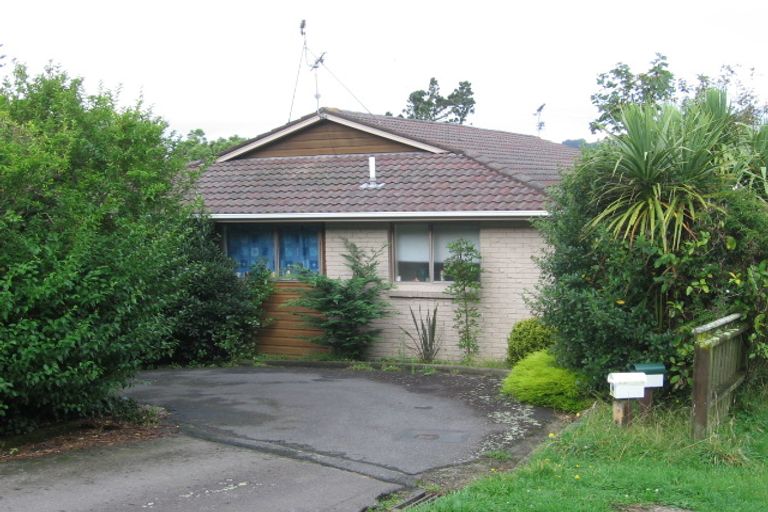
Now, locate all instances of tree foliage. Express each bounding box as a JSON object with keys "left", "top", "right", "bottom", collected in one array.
[
  {"left": 590, "top": 53, "right": 676, "bottom": 134},
  {"left": 590, "top": 54, "right": 767, "bottom": 134},
  {"left": 293, "top": 240, "right": 391, "bottom": 359},
  {"left": 536, "top": 89, "right": 768, "bottom": 390},
  {"left": 444, "top": 239, "right": 482, "bottom": 358},
  {"left": 0, "top": 64, "right": 191, "bottom": 429},
  {"left": 161, "top": 220, "right": 274, "bottom": 365},
  {"left": 0, "top": 64, "right": 266, "bottom": 431},
  {"left": 176, "top": 128, "right": 246, "bottom": 164},
  {"left": 401, "top": 77, "right": 476, "bottom": 124},
  {"left": 589, "top": 90, "right": 731, "bottom": 252}
]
